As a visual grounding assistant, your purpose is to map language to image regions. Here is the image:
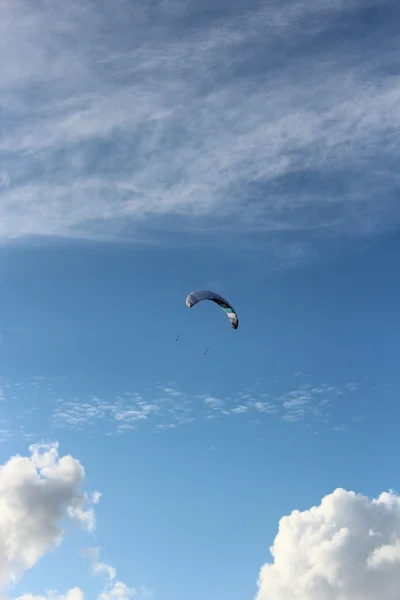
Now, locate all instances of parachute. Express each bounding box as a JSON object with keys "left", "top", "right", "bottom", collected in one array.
[{"left": 185, "top": 290, "right": 239, "bottom": 330}]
